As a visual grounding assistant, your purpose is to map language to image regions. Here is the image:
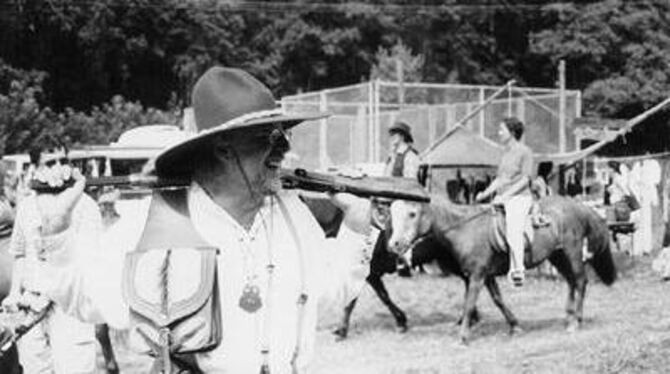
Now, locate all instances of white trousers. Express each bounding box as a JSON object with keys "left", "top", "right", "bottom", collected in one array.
[
  {"left": 18, "top": 304, "right": 97, "bottom": 374},
  {"left": 504, "top": 195, "right": 533, "bottom": 272}
]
